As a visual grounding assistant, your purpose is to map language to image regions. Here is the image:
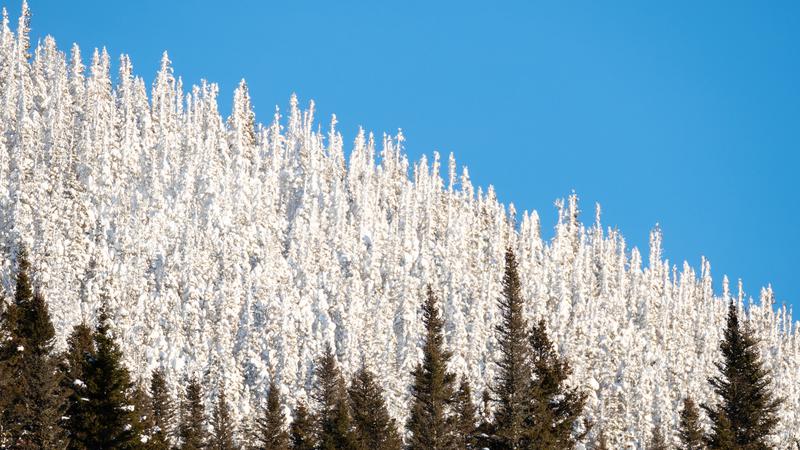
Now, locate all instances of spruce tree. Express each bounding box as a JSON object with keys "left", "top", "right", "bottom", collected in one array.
[
  {"left": 254, "top": 380, "right": 290, "bottom": 450},
  {"left": 289, "top": 401, "right": 316, "bottom": 450},
  {"left": 492, "top": 248, "right": 532, "bottom": 450},
  {"left": 62, "top": 323, "right": 95, "bottom": 449},
  {"left": 647, "top": 424, "right": 668, "bottom": 450},
  {"left": 0, "top": 248, "right": 66, "bottom": 449},
  {"left": 406, "top": 286, "right": 458, "bottom": 450},
  {"left": 312, "top": 345, "right": 356, "bottom": 450},
  {"left": 80, "top": 302, "right": 143, "bottom": 448},
  {"left": 347, "top": 365, "right": 401, "bottom": 450},
  {"left": 179, "top": 377, "right": 207, "bottom": 450},
  {"left": 453, "top": 379, "right": 478, "bottom": 450},
  {"left": 678, "top": 397, "right": 704, "bottom": 450},
  {"left": 148, "top": 368, "right": 176, "bottom": 450},
  {"left": 210, "top": 382, "right": 236, "bottom": 450},
  {"left": 703, "top": 301, "right": 781, "bottom": 448},
  {"left": 527, "top": 318, "right": 587, "bottom": 448},
  {"left": 705, "top": 410, "right": 735, "bottom": 450}
]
